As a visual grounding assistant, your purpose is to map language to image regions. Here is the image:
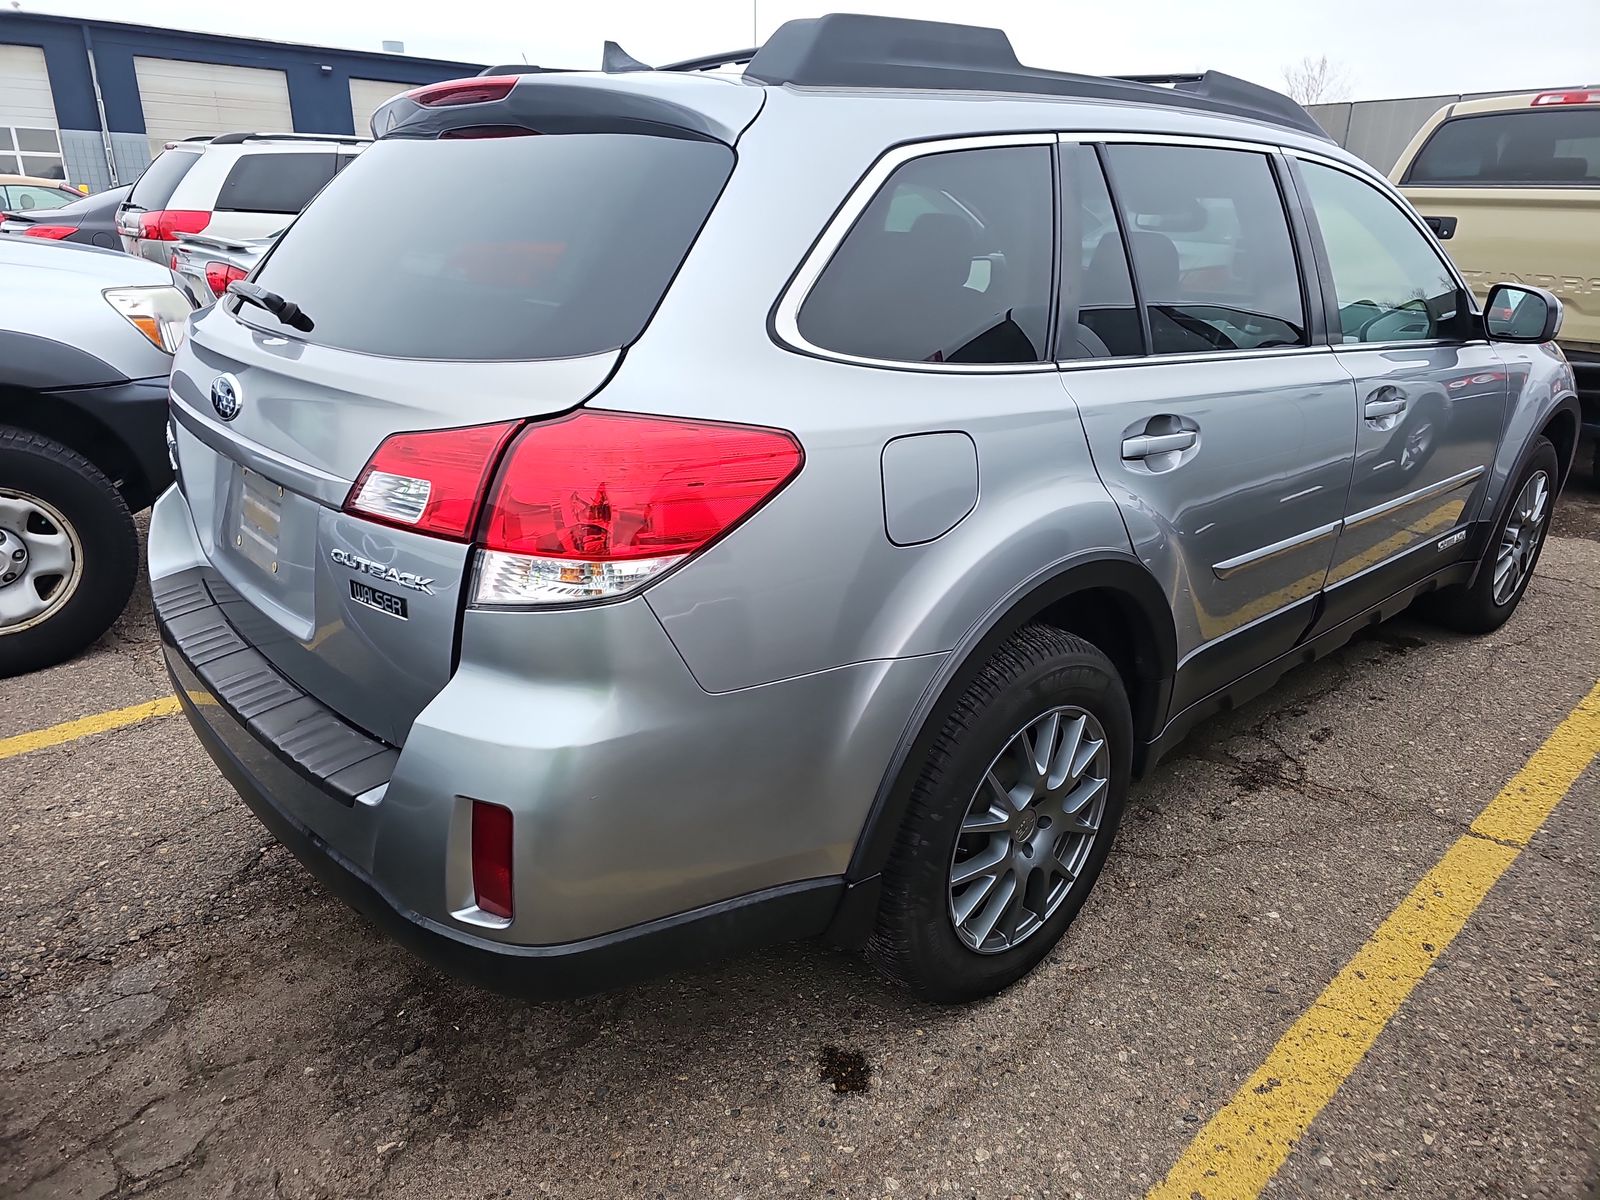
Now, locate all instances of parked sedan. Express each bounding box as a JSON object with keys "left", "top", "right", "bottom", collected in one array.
[
  {"left": 170, "top": 229, "right": 275, "bottom": 303},
  {"left": 0, "top": 238, "right": 196, "bottom": 676},
  {"left": 1, "top": 184, "right": 131, "bottom": 249}
]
